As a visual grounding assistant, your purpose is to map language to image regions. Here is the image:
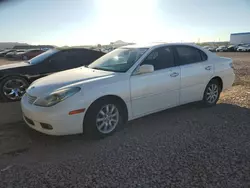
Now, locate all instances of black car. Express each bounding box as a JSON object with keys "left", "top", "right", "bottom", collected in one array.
[
  {"left": 227, "top": 45, "right": 237, "bottom": 52},
  {"left": 0, "top": 48, "right": 105, "bottom": 101}
]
